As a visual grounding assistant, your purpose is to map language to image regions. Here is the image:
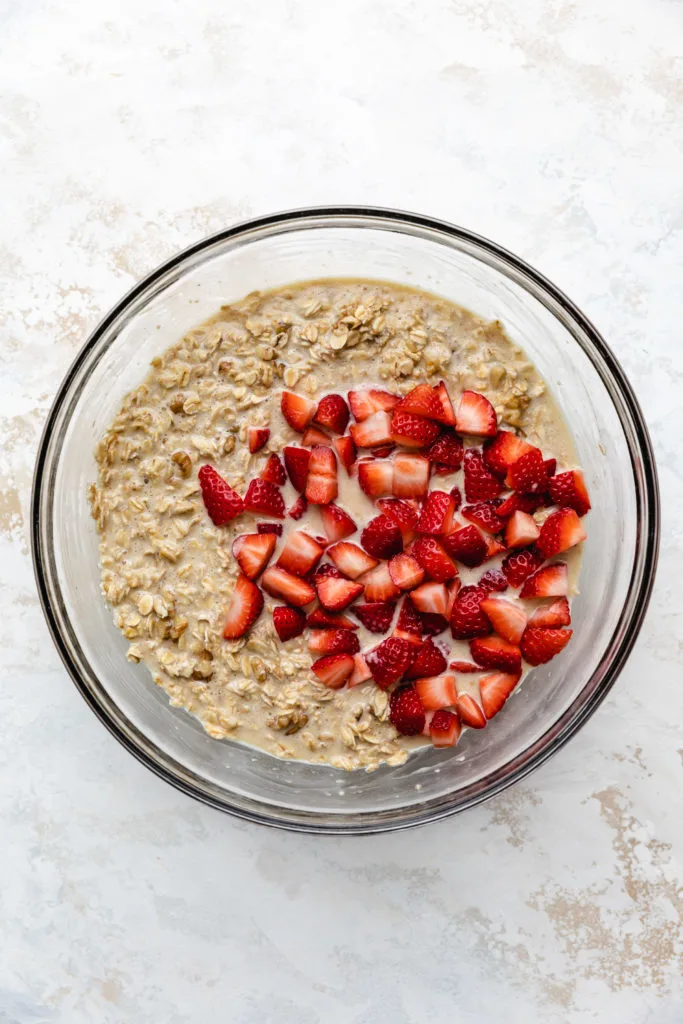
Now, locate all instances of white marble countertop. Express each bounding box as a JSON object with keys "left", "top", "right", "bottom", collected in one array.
[{"left": 1, "top": 1, "right": 681, "bottom": 1021}]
